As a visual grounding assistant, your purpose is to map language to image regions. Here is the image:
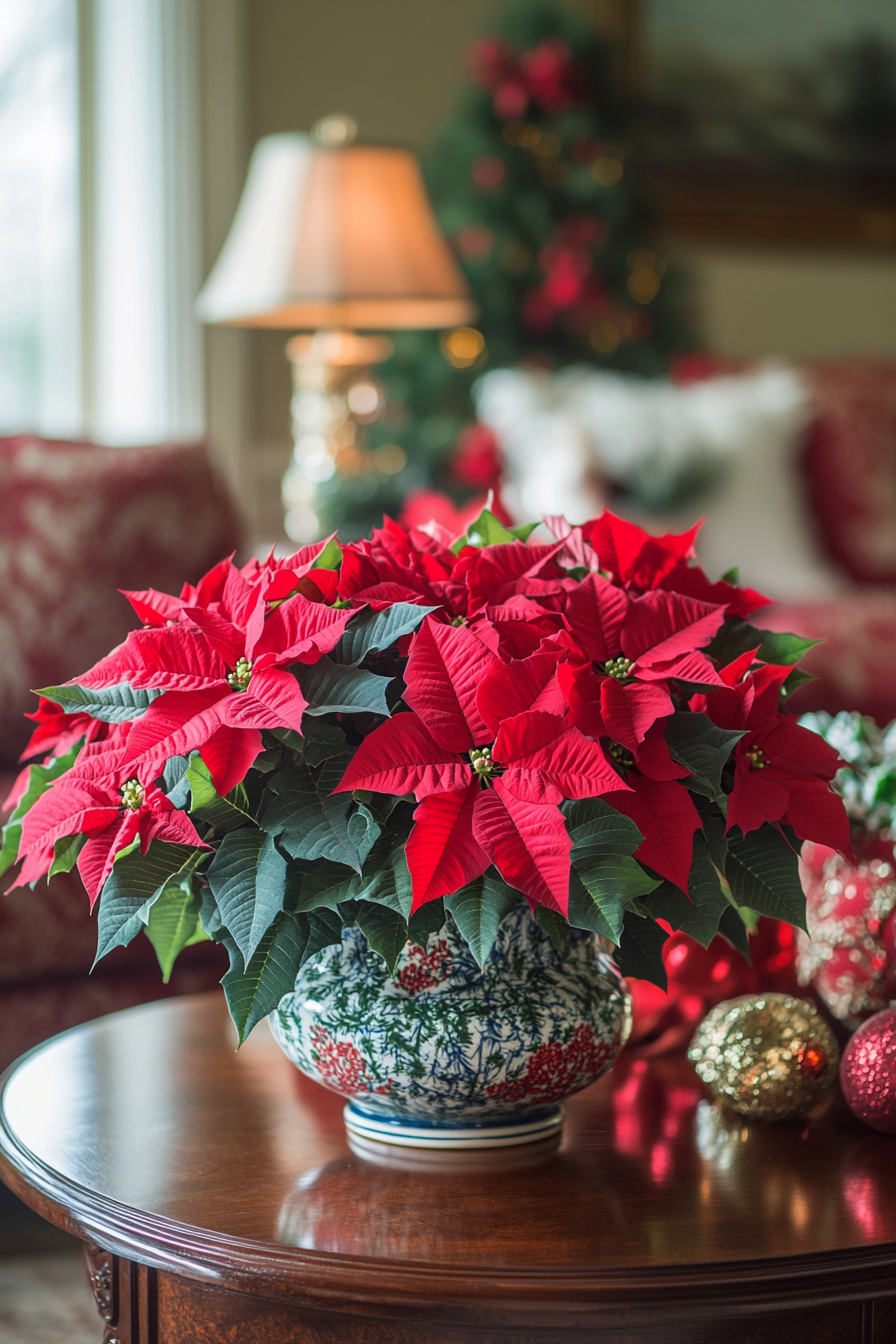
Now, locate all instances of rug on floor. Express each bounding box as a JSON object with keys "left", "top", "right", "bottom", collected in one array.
[{"left": 0, "top": 1253, "right": 99, "bottom": 1344}]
